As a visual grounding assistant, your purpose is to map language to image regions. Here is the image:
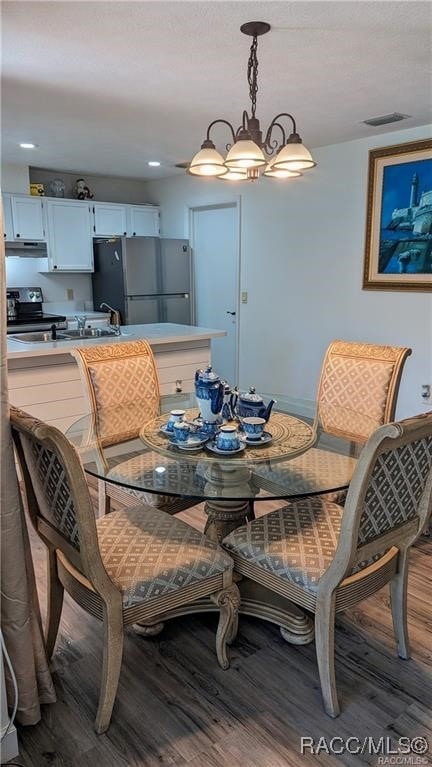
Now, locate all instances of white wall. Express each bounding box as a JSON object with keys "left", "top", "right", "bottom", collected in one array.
[
  {"left": 29, "top": 167, "right": 151, "bottom": 203},
  {"left": 143, "top": 124, "right": 432, "bottom": 419},
  {"left": 1, "top": 163, "right": 30, "bottom": 194}
]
